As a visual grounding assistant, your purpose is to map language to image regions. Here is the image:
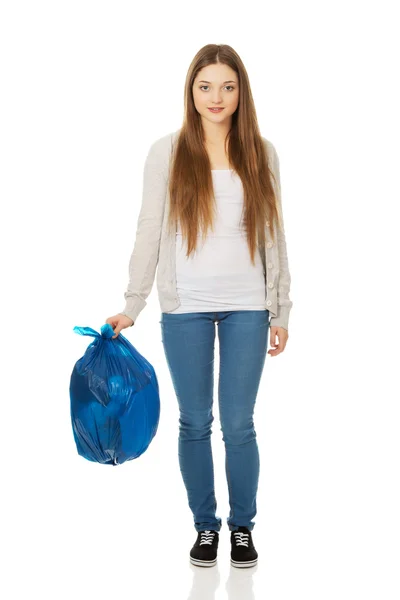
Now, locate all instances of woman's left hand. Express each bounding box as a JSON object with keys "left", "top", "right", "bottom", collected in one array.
[{"left": 268, "top": 326, "right": 289, "bottom": 357}]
